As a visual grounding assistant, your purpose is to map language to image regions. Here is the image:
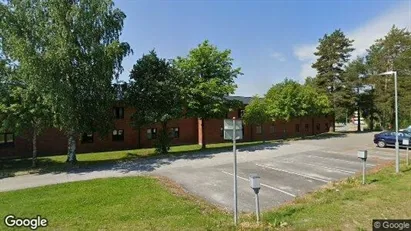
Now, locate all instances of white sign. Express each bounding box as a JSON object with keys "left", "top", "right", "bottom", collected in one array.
[
  {"left": 403, "top": 139, "right": 409, "bottom": 146},
  {"left": 223, "top": 119, "right": 243, "bottom": 140},
  {"left": 224, "top": 119, "right": 243, "bottom": 130},
  {"left": 224, "top": 130, "right": 243, "bottom": 140}
]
